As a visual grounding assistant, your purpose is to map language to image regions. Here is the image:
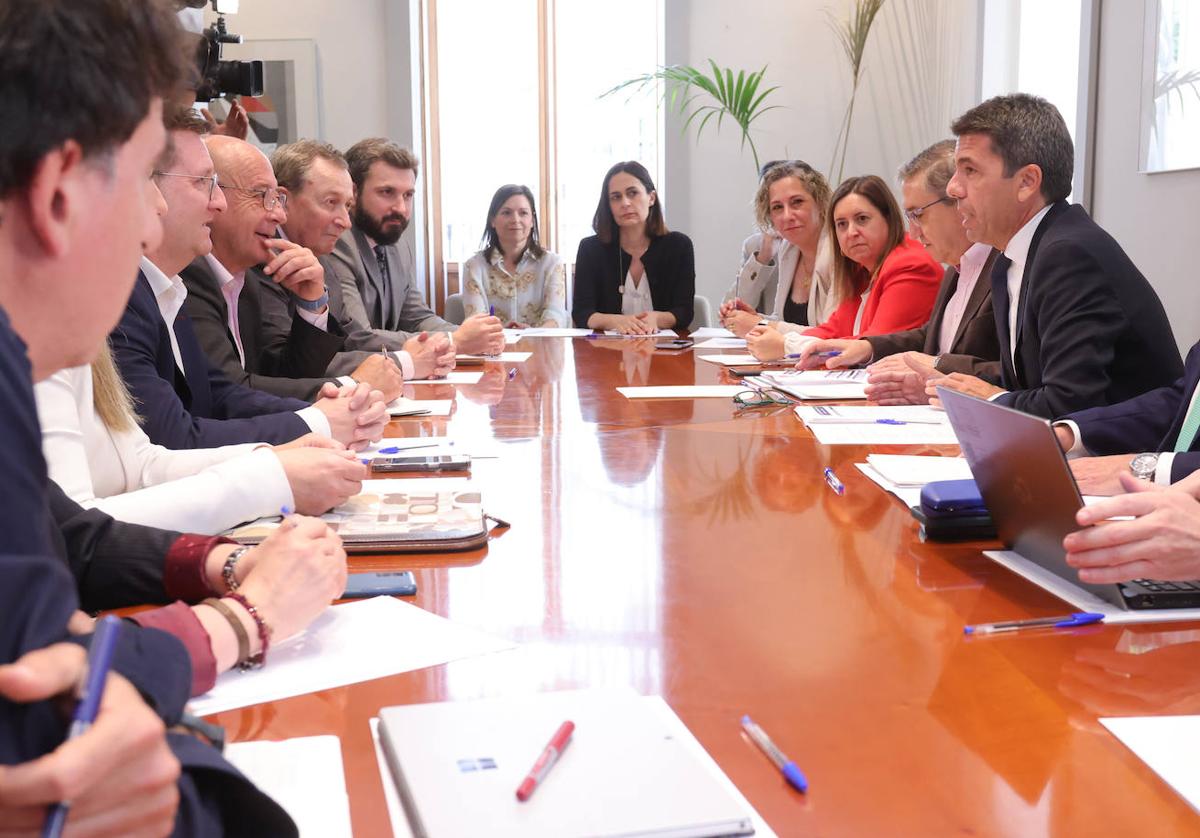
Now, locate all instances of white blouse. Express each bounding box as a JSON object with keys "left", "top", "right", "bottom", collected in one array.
[
  {"left": 461, "top": 248, "right": 568, "bottom": 327},
  {"left": 620, "top": 270, "right": 654, "bottom": 316},
  {"left": 35, "top": 365, "right": 293, "bottom": 534}
]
